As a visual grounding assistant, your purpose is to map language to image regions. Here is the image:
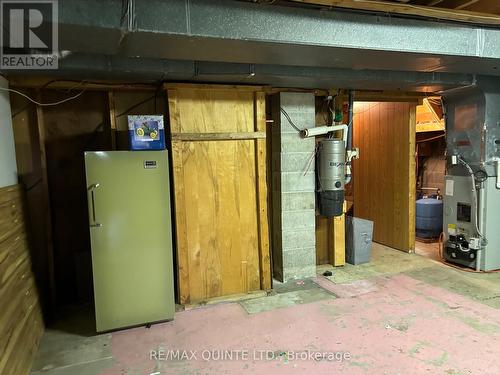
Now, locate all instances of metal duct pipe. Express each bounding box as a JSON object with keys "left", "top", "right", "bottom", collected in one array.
[
  {"left": 301, "top": 124, "right": 348, "bottom": 143},
  {"left": 496, "top": 159, "right": 500, "bottom": 189},
  {"left": 347, "top": 90, "right": 354, "bottom": 151}
]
